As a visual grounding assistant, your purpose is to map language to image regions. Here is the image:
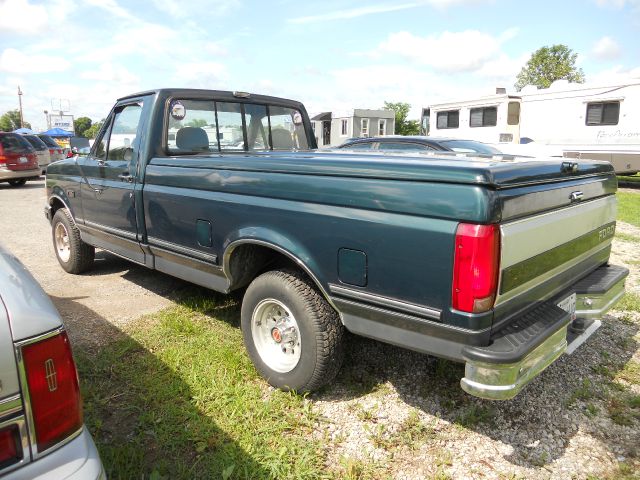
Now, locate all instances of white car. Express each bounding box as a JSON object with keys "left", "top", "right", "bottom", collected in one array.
[{"left": 0, "top": 244, "right": 105, "bottom": 479}]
